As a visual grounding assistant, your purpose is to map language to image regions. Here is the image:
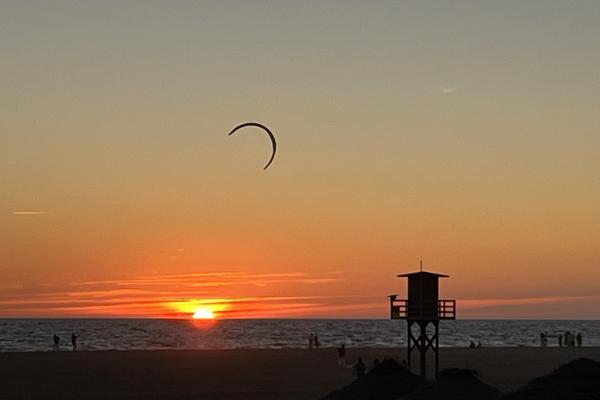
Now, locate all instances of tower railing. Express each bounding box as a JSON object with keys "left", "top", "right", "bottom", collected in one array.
[{"left": 389, "top": 296, "right": 455, "bottom": 320}]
